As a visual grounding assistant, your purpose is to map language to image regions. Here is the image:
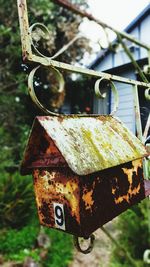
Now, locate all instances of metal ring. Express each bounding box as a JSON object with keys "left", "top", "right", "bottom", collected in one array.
[
  {"left": 73, "top": 234, "right": 95, "bottom": 254},
  {"left": 94, "top": 78, "right": 119, "bottom": 115},
  {"left": 145, "top": 88, "right": 150, "bottom": 101},
  {"left": 28, "top": 65, "right": 65, "bottom": 116}
]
